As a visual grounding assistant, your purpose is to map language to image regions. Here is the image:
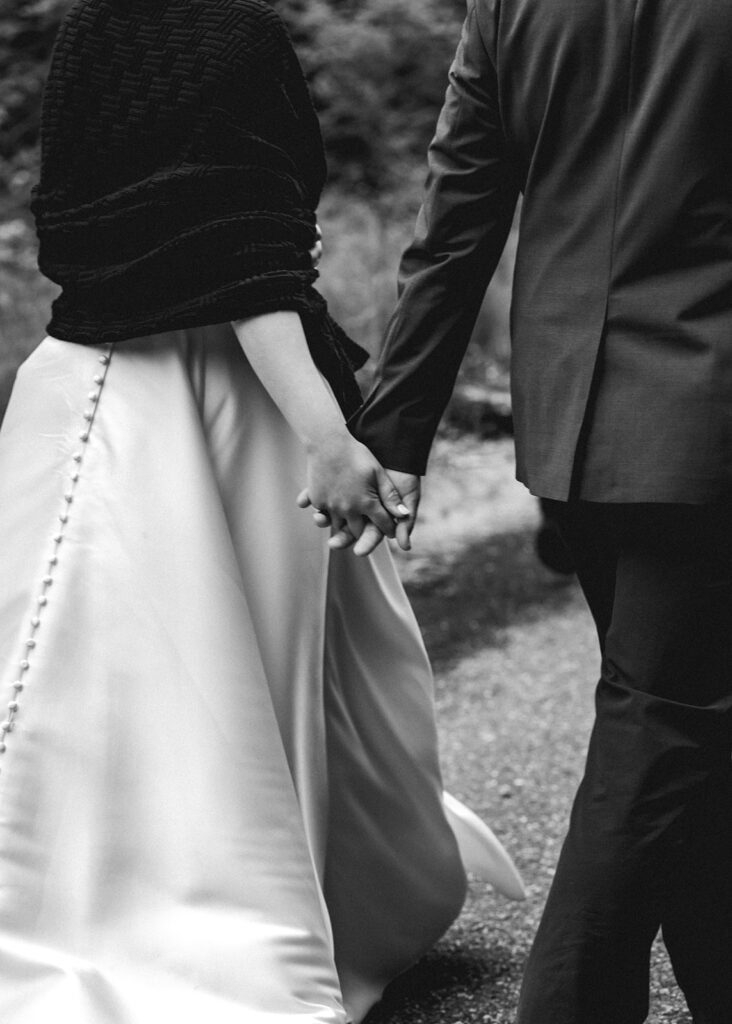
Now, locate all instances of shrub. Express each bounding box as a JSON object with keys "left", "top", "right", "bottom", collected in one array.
[{"left": 276, "top": 0, "right": 464, "bottom": 193}]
